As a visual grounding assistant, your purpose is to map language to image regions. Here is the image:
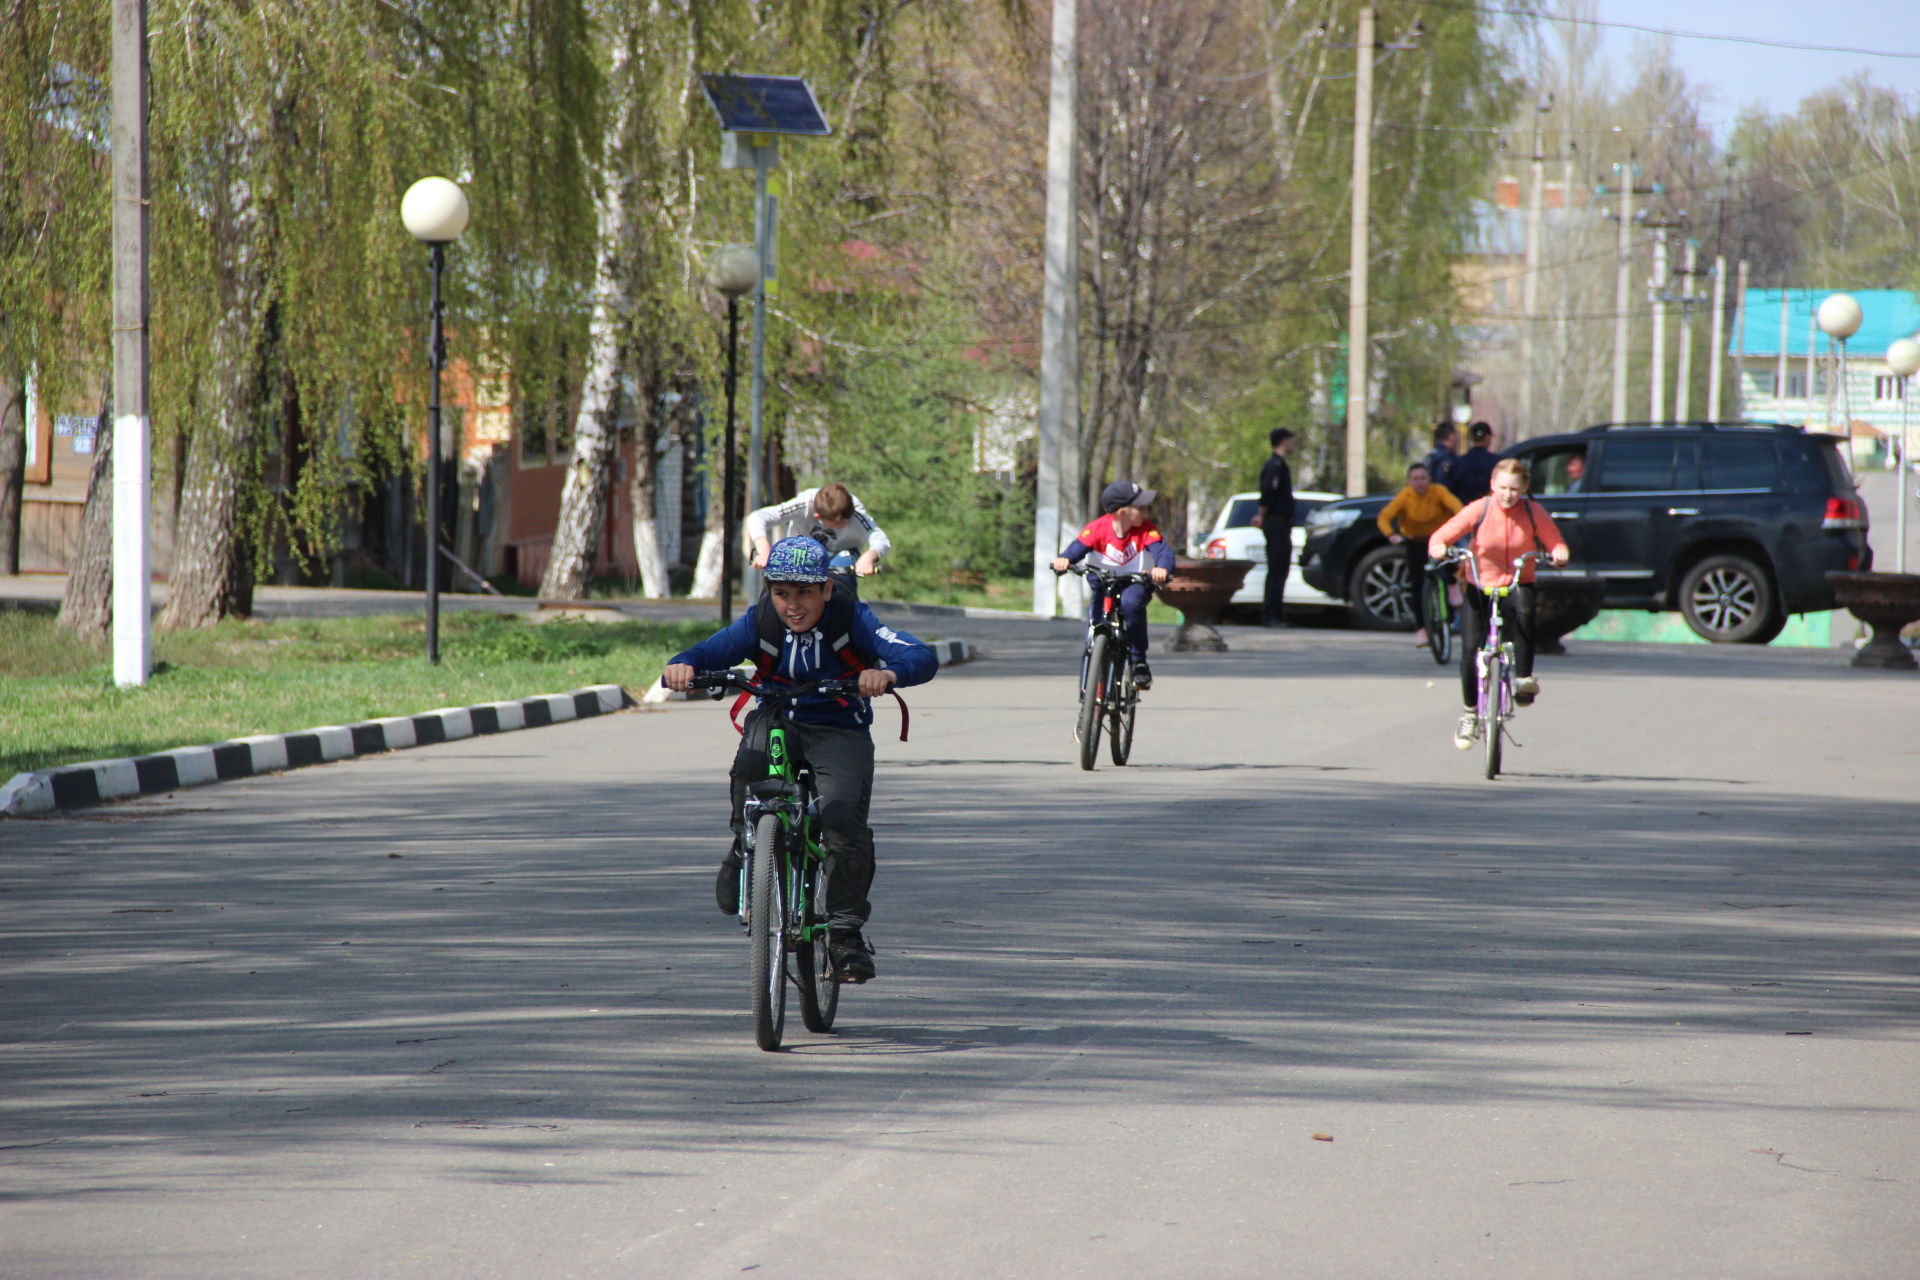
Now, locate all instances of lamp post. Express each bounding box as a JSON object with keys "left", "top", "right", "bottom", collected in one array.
[
  {"left": 1817, "top": 293, "right": 1863, "bottom": 480},
  {"left": 401, "top": 176, "right": 470, "bottom": 665},
  {"left": 1886, "top": 337, "right": 1920, "bottom": 574},
  {"left": 708, "top": 244, "right": 760, "bottom": 625}
]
